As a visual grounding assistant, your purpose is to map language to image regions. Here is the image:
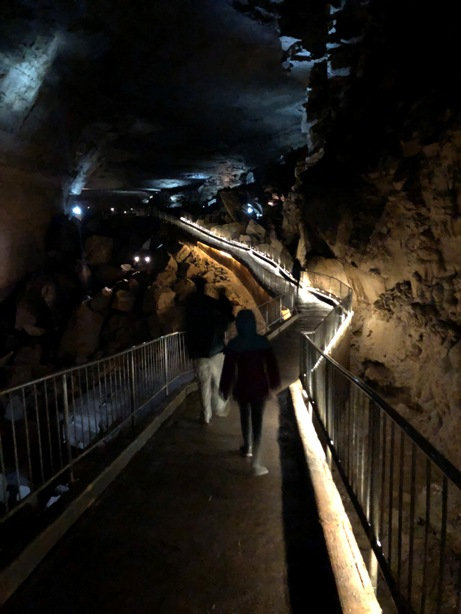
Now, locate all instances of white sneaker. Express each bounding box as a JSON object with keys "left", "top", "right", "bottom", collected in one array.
[{"left": 252, "top": 464, "right": 269, "bottom": 476}]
